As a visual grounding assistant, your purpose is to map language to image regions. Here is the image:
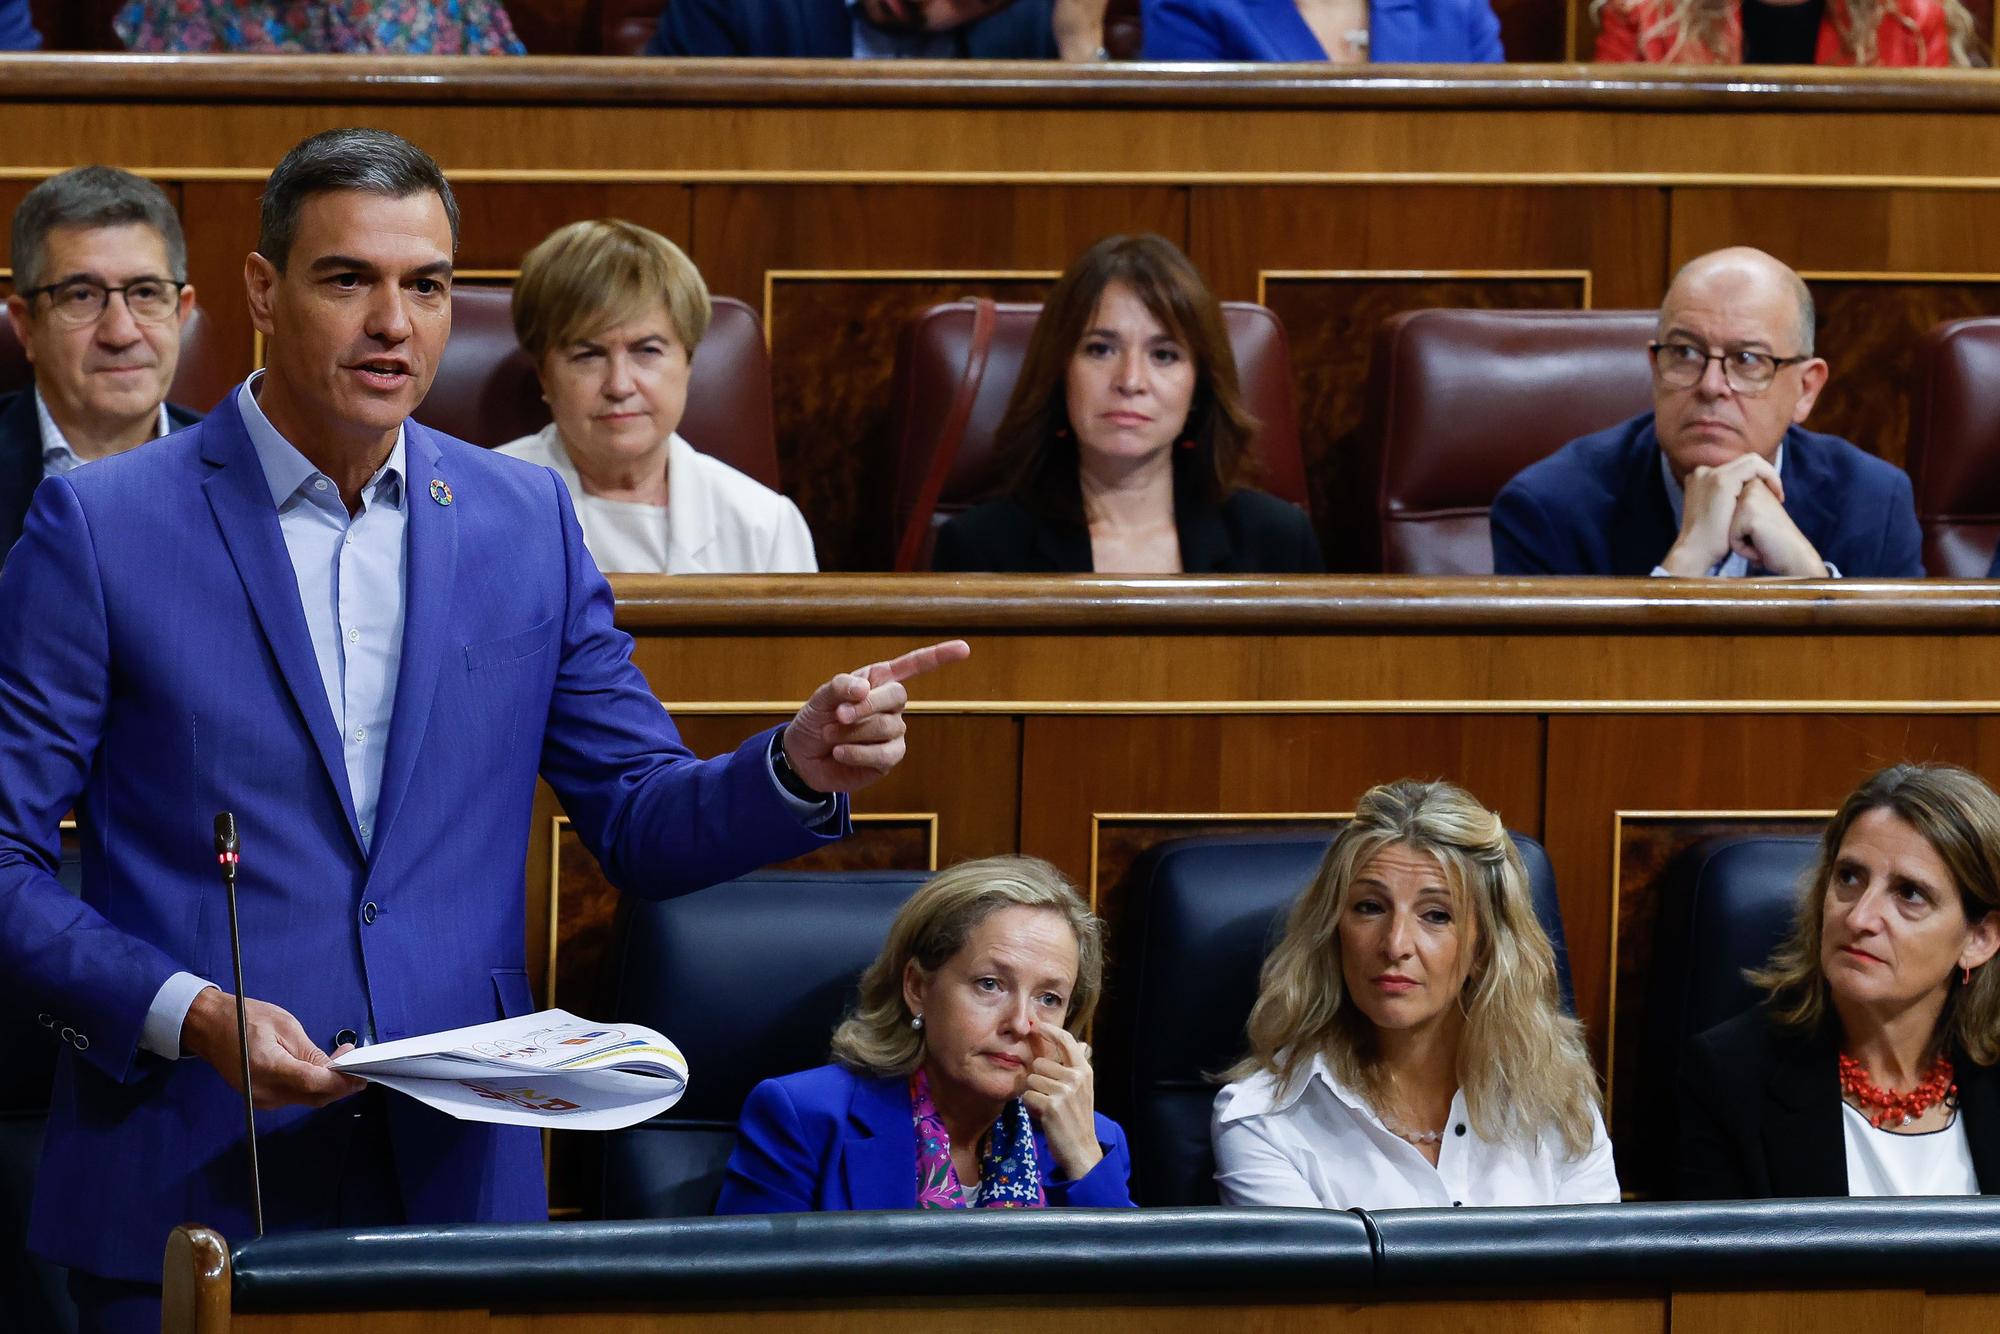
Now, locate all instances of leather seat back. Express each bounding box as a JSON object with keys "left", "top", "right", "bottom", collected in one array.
[
  {"left": 602, "top": 870, "right": 930, "bottom": 1217},
  {"left": 1907, "top": 317, "right": 2000, "bottom": 577},
  {"left": 414, "top": 286, "right": 782, "bottom": 489},
  {"left": 887, "top": 300, "right": 1310, "bottom": 570},
  {"left": 1364, "top": 308, "right": 1658, "bottom": 573},
  {"left": 1114, "top": 831, "right": 1568, "bottom": 1206}
]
